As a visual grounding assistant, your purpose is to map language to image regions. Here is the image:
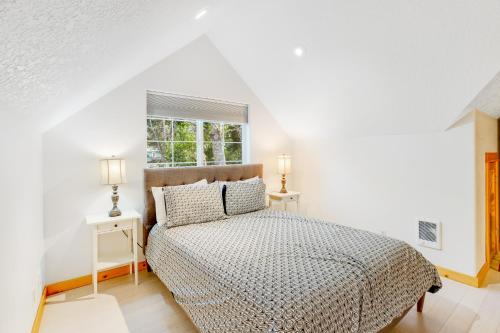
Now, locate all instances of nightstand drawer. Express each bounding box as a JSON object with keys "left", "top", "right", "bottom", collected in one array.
[
  {"left": 281, "top": 195, "right": 298, "bottom": 203},
  {"left": 97, "top": 220, "right": 132, "bottom": 233},
  {"left": 269, "top": 194, "right": 299, "bottom": 202}
]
